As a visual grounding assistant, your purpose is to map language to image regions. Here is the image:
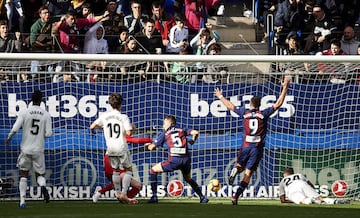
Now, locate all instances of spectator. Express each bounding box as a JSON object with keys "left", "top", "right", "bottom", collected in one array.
[
  {"left": 124, "top": 0, "right": 148, "bottom": 35},
  {"left": 189, "top": 22, "right": 220, "bottom": 55},
  {"left": 101, "top": 0, "right": 124, "bottom": 47},
  {"left": 70, "top": 0, "right": 86, "bottom": 17},
  {"left": 111, "top": 25, "right": 129, "bottom": 53},
  {"left": 166, "top": 14, "right": 188, "bottom": 54},
  {"left": 52, "top": 10, "right": 108, "bottom": 53},
  {"left": 135, "top": 18, "right": 167, "bottom": 80},
  {"left": 184, "top": 0, "right": 220, "bottom": 36},
  {"left": 29, "top": 6, "right": 53, "bottom": 51},
  {"left": 317, "top": 38, "right": 347, "bottom": 83},
  {"left": 0, "top": 67, "right": 9, "bottom": 83},
  {"left": 135, "top": 18, "right": 163, "bottom": 54},
  {"left": 304, "top": 4, "right": 337, "bottom": 54},
  {"left": 151, "top": 1, "right": 175, "bottom": 47},
  {"left": 17, "top": 69, "right": 31, "bottom": 83},
  {"left": 189, "top": 23, "right": 220, "bottom": 82},
  {"left": 52, "top": 65, "right": 80, "bottom": 83},
  {"left": 273, "top": 0, "right": 304, "bottom": 48},
  {"left": 47, "top": 0, "right": 72, "bottom": 18},
  {"left": 257, "top": 0, "right": 278, "bottom": 43},
  {"left": 21, "top": 0, "right": 43, "bottom": 35},
  {"left": 118, "top": 37, "right": 147, "bottom": 82},
  {"left": 4, "top": 0, "right": 24, "bottom": 32},
  {"left": 170, "top": 46, "right": 191, "bottom": 83},
  {"left": 83, "top": 22, "right": 109, "bottom": 54},
  {"left": 283, "top": 31, "right": 304, "bottom": 55},
  {"left": 340, "top": 25, "right": 360, "bottom": 55},
  {"left": 0, "top": 19, "right": 21, "bottom": 52},
  {"left": 203, "top": 42, "right": 229, "bottom": 83},
  {"left": 81, "top": 3, "right": 94, "bottom": 19}
]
